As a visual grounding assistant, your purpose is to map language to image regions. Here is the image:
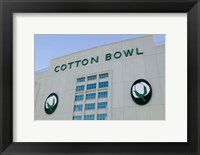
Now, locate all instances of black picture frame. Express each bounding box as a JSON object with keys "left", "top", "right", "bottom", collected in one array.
[{"left": 0, "top": 0, "right": 200, "bottom": 154}]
